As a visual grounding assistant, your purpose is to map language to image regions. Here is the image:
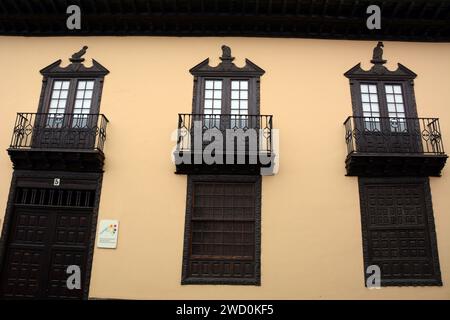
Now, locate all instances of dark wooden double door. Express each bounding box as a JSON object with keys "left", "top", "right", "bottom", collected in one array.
[{"left": 0, "top": 192, "right": 94, "bottom": 299}]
